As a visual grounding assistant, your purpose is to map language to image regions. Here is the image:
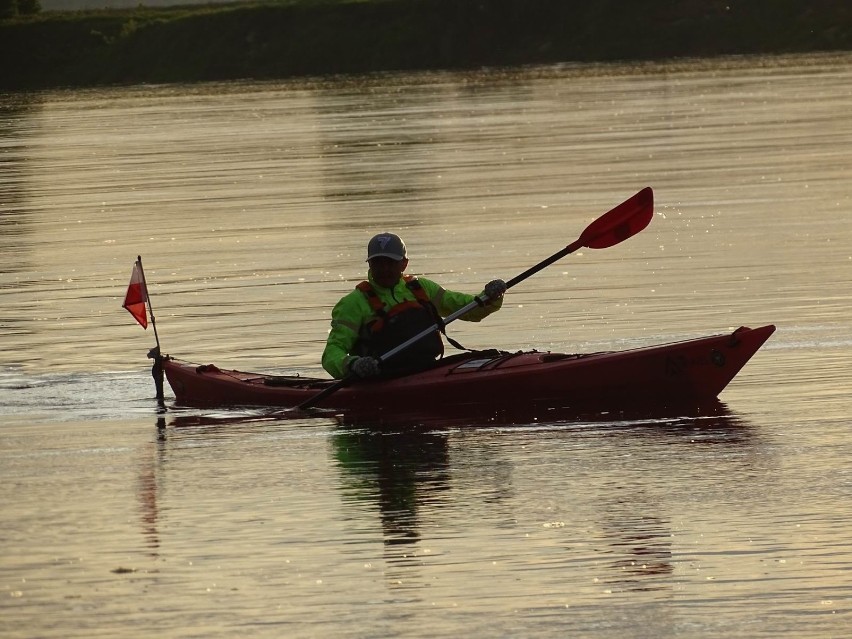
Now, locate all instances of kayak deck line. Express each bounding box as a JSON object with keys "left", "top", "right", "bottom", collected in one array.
[{"left": 159, "top": 325, "right": 776, "bottom": 417}]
